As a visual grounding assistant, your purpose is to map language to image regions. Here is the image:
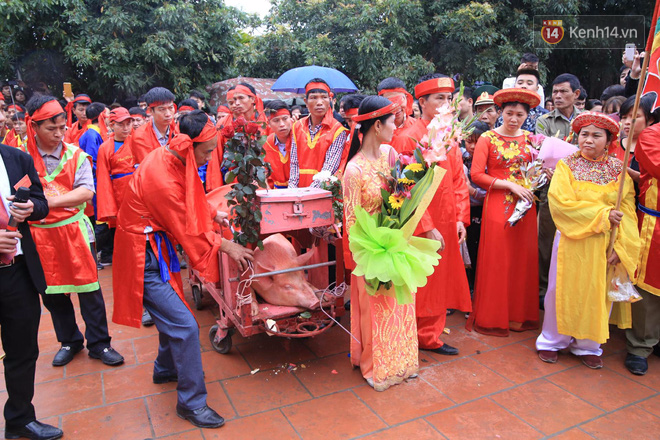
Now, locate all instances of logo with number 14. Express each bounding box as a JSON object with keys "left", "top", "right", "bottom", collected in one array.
[{"left": 541, "top": 20, "right": 564, "bottom": 44}]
